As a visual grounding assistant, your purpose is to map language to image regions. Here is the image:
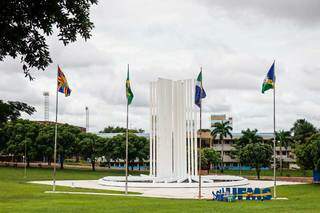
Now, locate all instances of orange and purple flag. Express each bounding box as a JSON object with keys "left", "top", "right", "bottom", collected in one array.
[{"left": 57, "top": 66, "right": 71, "bottom": 97}]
